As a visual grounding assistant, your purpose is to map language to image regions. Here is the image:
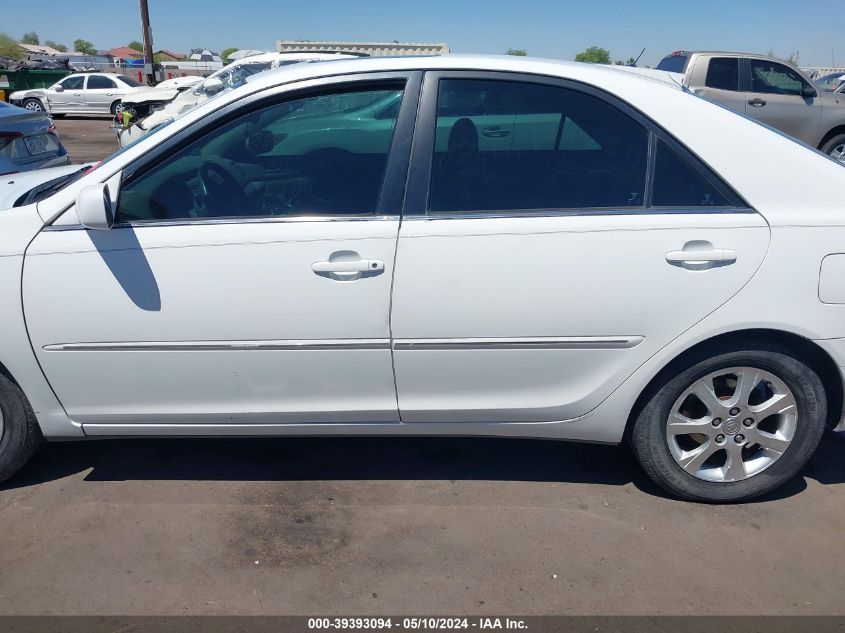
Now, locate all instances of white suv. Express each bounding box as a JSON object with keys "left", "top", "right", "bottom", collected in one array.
[{"left": 9, "top": 73, "right": 143, "bottom": 117}]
